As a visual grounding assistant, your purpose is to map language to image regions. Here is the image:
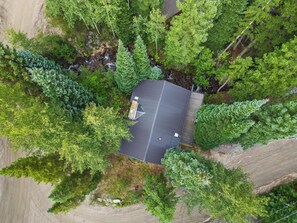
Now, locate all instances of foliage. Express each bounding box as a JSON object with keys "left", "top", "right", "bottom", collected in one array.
[
  {"left": 161, "top": 149, "right": 212, "bottom": 189},
  {"left": 192, "top": 160, "right": 268, "bottom": 223},
  {"left": 149, "top": 66, "right": 163, "bottom": 80},
  {"left": 7, "top": 29, "right": 77, "bottom": 63},
  {"left": 239, "top": 102, "right": 297, "bottom": 148},
  {"left": 114, "top": 1, "right": 134, "bottom": 45},
  {"left": 75, "top": 67, "right": 127, "bottom": 110},
  {"left": 0, "top": 43, "right": 38, "bottom": 92},
  {"left": 30, "top": 68, "right": 94, "bottom": 117},
  {"left": 0, "top": 83, "right": 129, "bottom": 172},
  {"left": 114, "top": 40, "right": 138, "bottom": 93},
  {"left": 193, "top": 48, "right": 216, "bottom": 88},
  {"left": 143, "top": 174, "right": 178, "bottom": 223},
  {"left": 130, "top": 0, "right": 163, "bottom": 18},
  {"left": 236, "top": 0, "right": 297, "bottom": 56},
  {"left": 48, "top": 171, "right": 101, "bottom": 214},
  {"left": 18, "top": 50, "right": 65, "bottom": 73},
  {"left": 162, "top": 149, "right": 268, "bottom": 223},
  {"left": 261, "top": 180, "right": 297, "bottom": 223},
  {"left": 229, "top": 37, "right": 297, "bottom": 101},
  {"left": 83, "top": 103, "right": 131, "bottom": 157},
  {"left": 205, "top": 0, "right": 248, "bottom": 53},
  {"left": 133, "top": 36, "right": 151, "bottom": 80},
  {"left": 146, "top": 8, "right": 166, "bottom": 59},
  {"left": 195, "top": 100, "right": 267, "bottom": 149},
  {"left": 0, "top": 154, "right": 65, "bottom": 185},
  {"left": 164, "top": 0, "right": 220, "bottom": 67},
  {"left": 93, "top": 154, "right": 163, "bottom": 207}
]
